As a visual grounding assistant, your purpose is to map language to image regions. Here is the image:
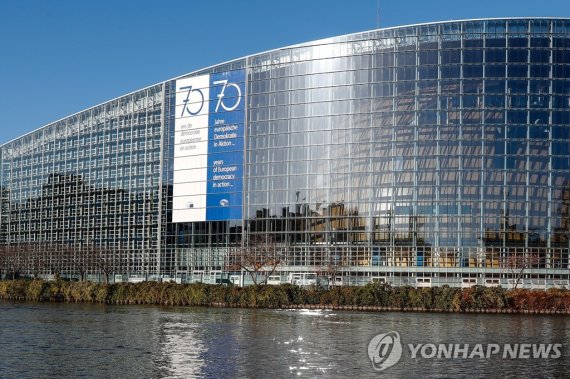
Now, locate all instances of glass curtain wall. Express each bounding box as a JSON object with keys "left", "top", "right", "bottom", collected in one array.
[
  {"left": 231, "top": 19, "right": 569, "bottom": 286},
  {"left": 0, "top": 85, "right": 164, "bottom": 280}
]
